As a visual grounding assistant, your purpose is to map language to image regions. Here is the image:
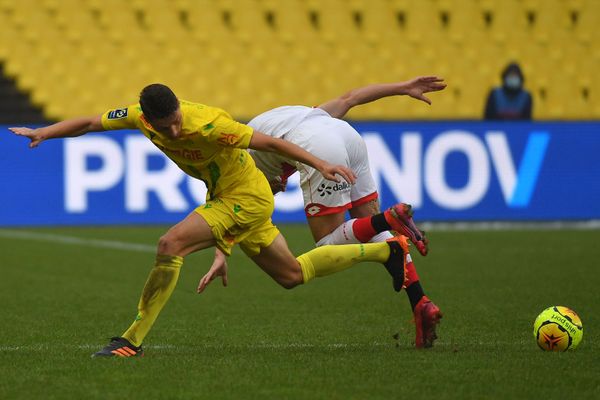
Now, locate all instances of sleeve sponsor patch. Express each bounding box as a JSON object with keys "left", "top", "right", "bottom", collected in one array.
[
  {"left": 107, "top": 108, "right": 128, "bottom": 120},
  {"left": 217, "top": 133, "right": 239, "bottom": 145}
]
